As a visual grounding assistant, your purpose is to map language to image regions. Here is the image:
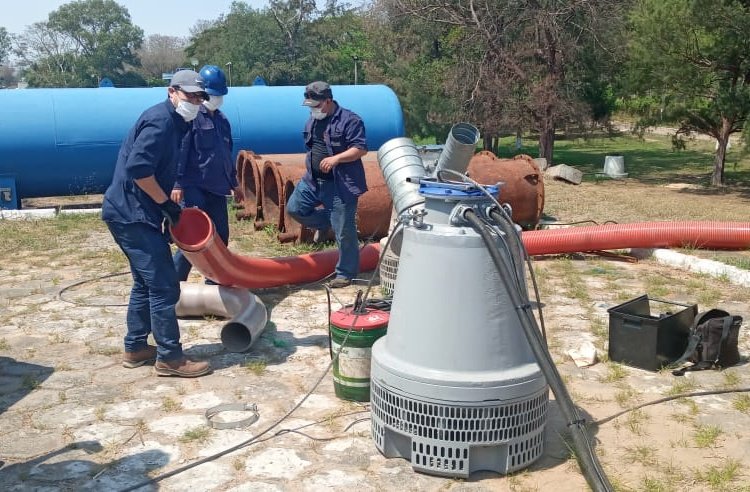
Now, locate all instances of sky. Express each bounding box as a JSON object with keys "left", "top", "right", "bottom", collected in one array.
[{"left": 0, "top": 0, "right": 269, "bottom": 37}]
